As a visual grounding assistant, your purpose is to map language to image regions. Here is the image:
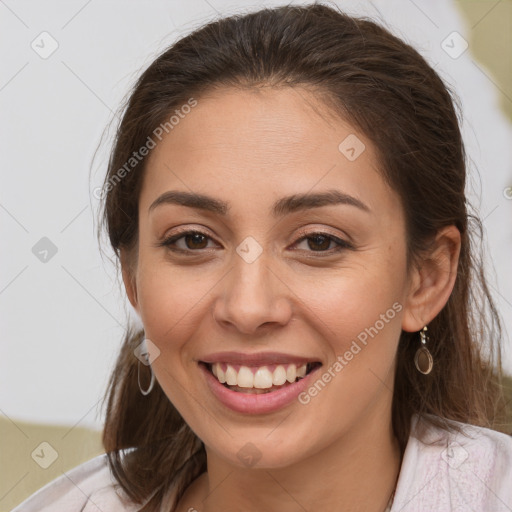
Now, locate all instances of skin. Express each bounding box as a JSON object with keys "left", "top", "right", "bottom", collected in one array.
[{"left": 121, "top": 86, "right": 461, "bottom": 512}]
